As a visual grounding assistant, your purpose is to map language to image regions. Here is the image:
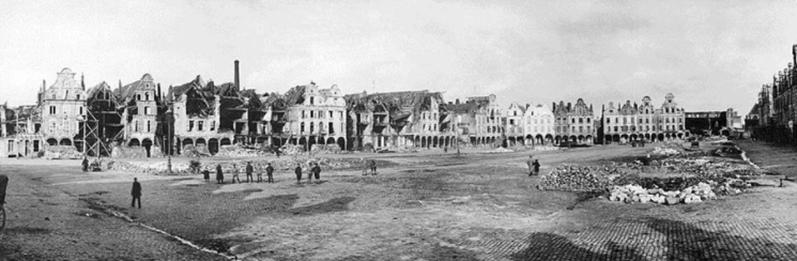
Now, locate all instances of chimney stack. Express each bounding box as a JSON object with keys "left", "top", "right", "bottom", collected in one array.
[
  {"left": 793, "top": 44, "right": 796, "bottom": 66},
  {"left": 234, "top": 60, "right": 240, "bottom": 90},
  {"left": 455, "top": 99, "right": 460, "bottom": 105}
]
